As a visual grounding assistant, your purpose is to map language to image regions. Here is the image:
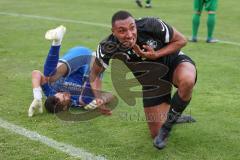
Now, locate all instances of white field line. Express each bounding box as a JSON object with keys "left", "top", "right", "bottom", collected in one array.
[
  {"left": 196, "top": 37, "right": 240, "bottom": 46},
  {"left": 0, "top": 11, "right": 110, "bottom": 28},
  {"left": 0, "top": 118, "right": 106, "bottom": 160},
  {"left": 0, "top": 11, "right": 240, "bottom": 47}
]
